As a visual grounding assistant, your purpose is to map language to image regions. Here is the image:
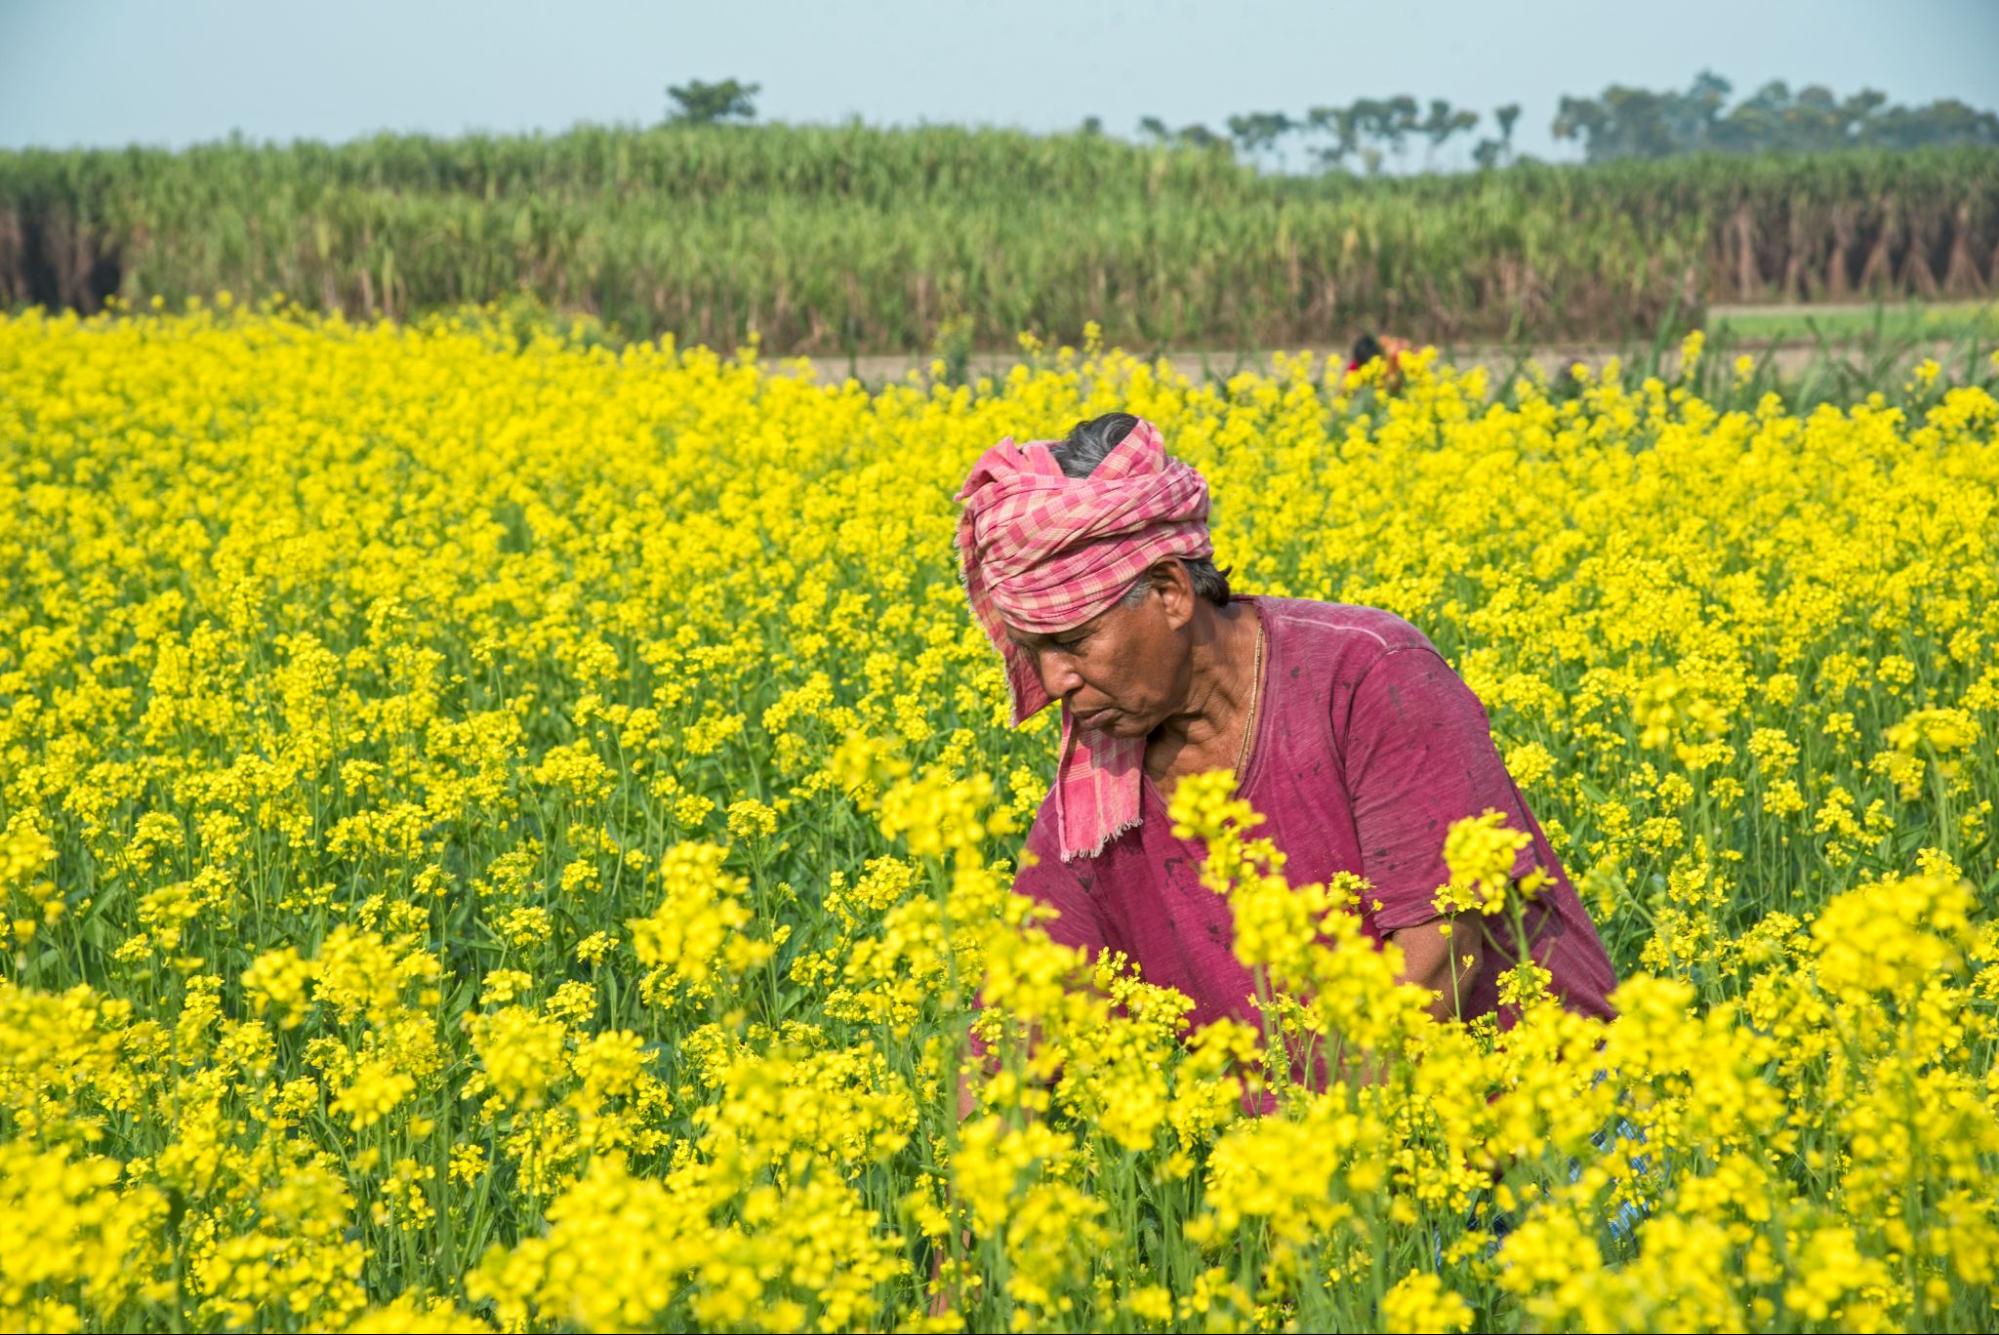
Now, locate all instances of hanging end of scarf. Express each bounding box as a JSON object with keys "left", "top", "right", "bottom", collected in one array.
[{"left": 1055, "top": 809, "right": 1141, "bottom": 863}]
